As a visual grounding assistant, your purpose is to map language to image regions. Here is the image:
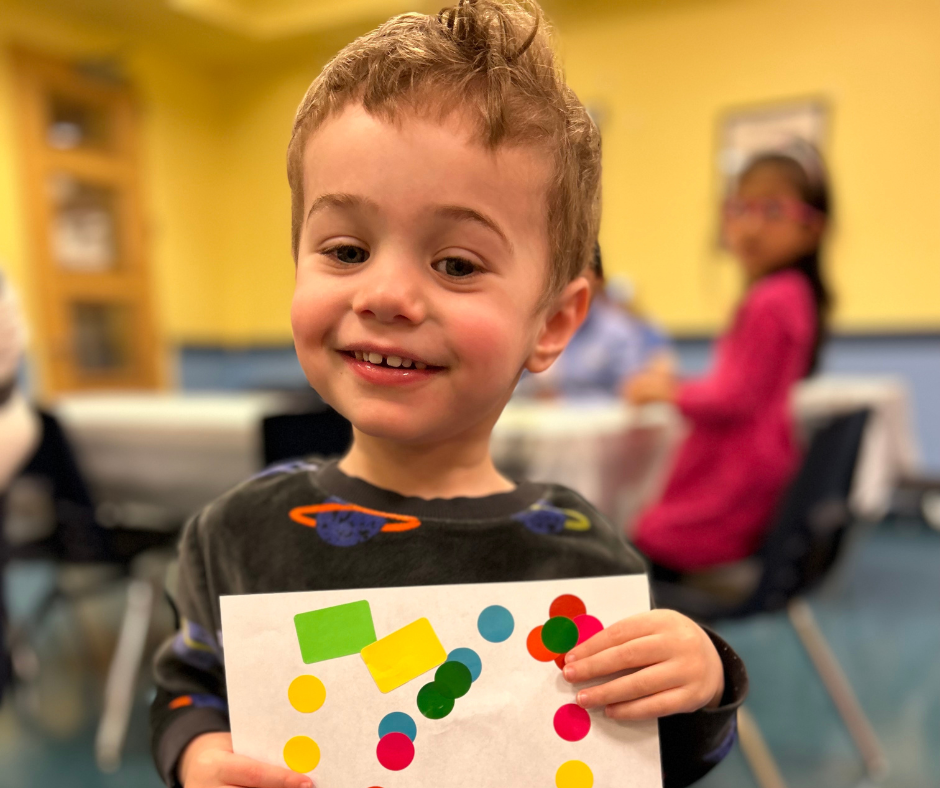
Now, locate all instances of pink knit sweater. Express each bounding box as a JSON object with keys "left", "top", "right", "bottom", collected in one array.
[{"left": 634, "top": 270, "right": 817, "bottom": 571}]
